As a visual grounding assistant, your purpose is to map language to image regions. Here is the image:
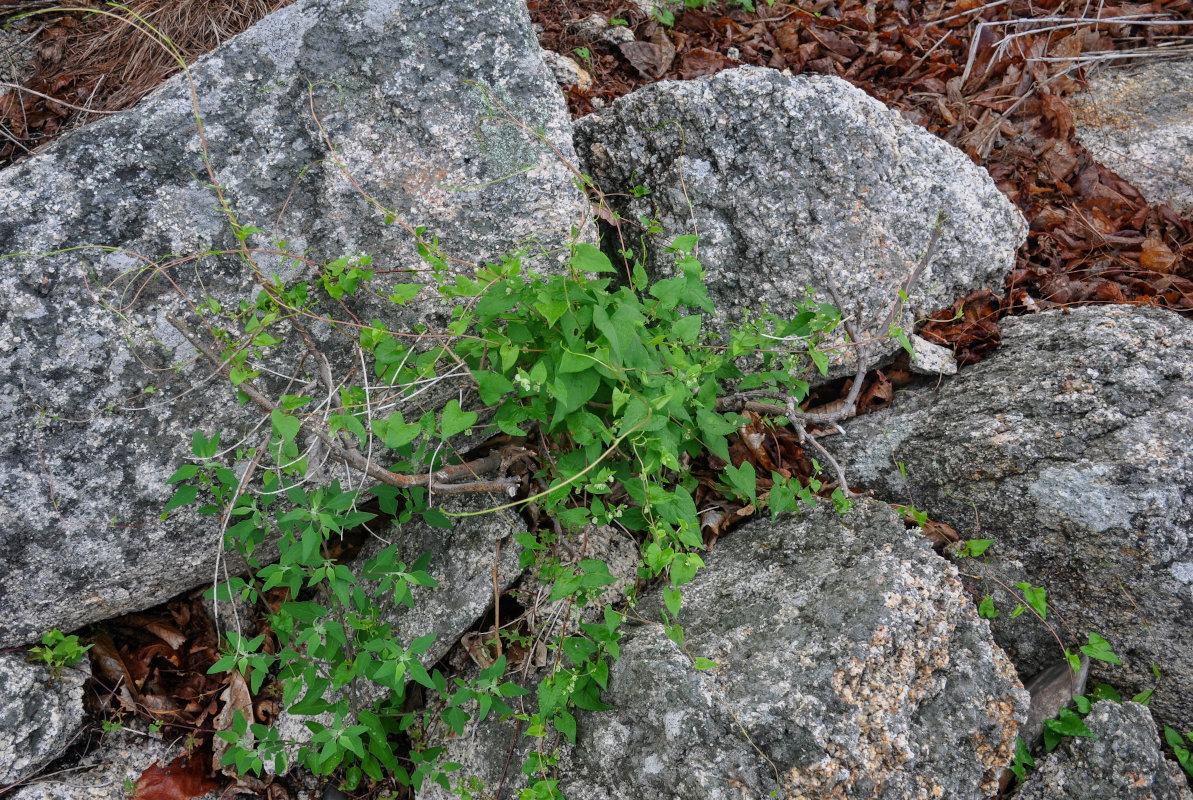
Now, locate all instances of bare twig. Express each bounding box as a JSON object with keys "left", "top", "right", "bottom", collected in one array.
[
  {"left": 885, "top": 215, "right": 944, "bottom": 331},
  {"left": 168, "top": 313, "right": 517, "bottom": 495},
  {"left": 794, "top": 419, "right": 860, "bottom": 498},
  {"left": 715, "top": 270, "right": 872, "bottom": 429},
  {"left": 821, "top": 269, "right": 870, "bottom": 423}
]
